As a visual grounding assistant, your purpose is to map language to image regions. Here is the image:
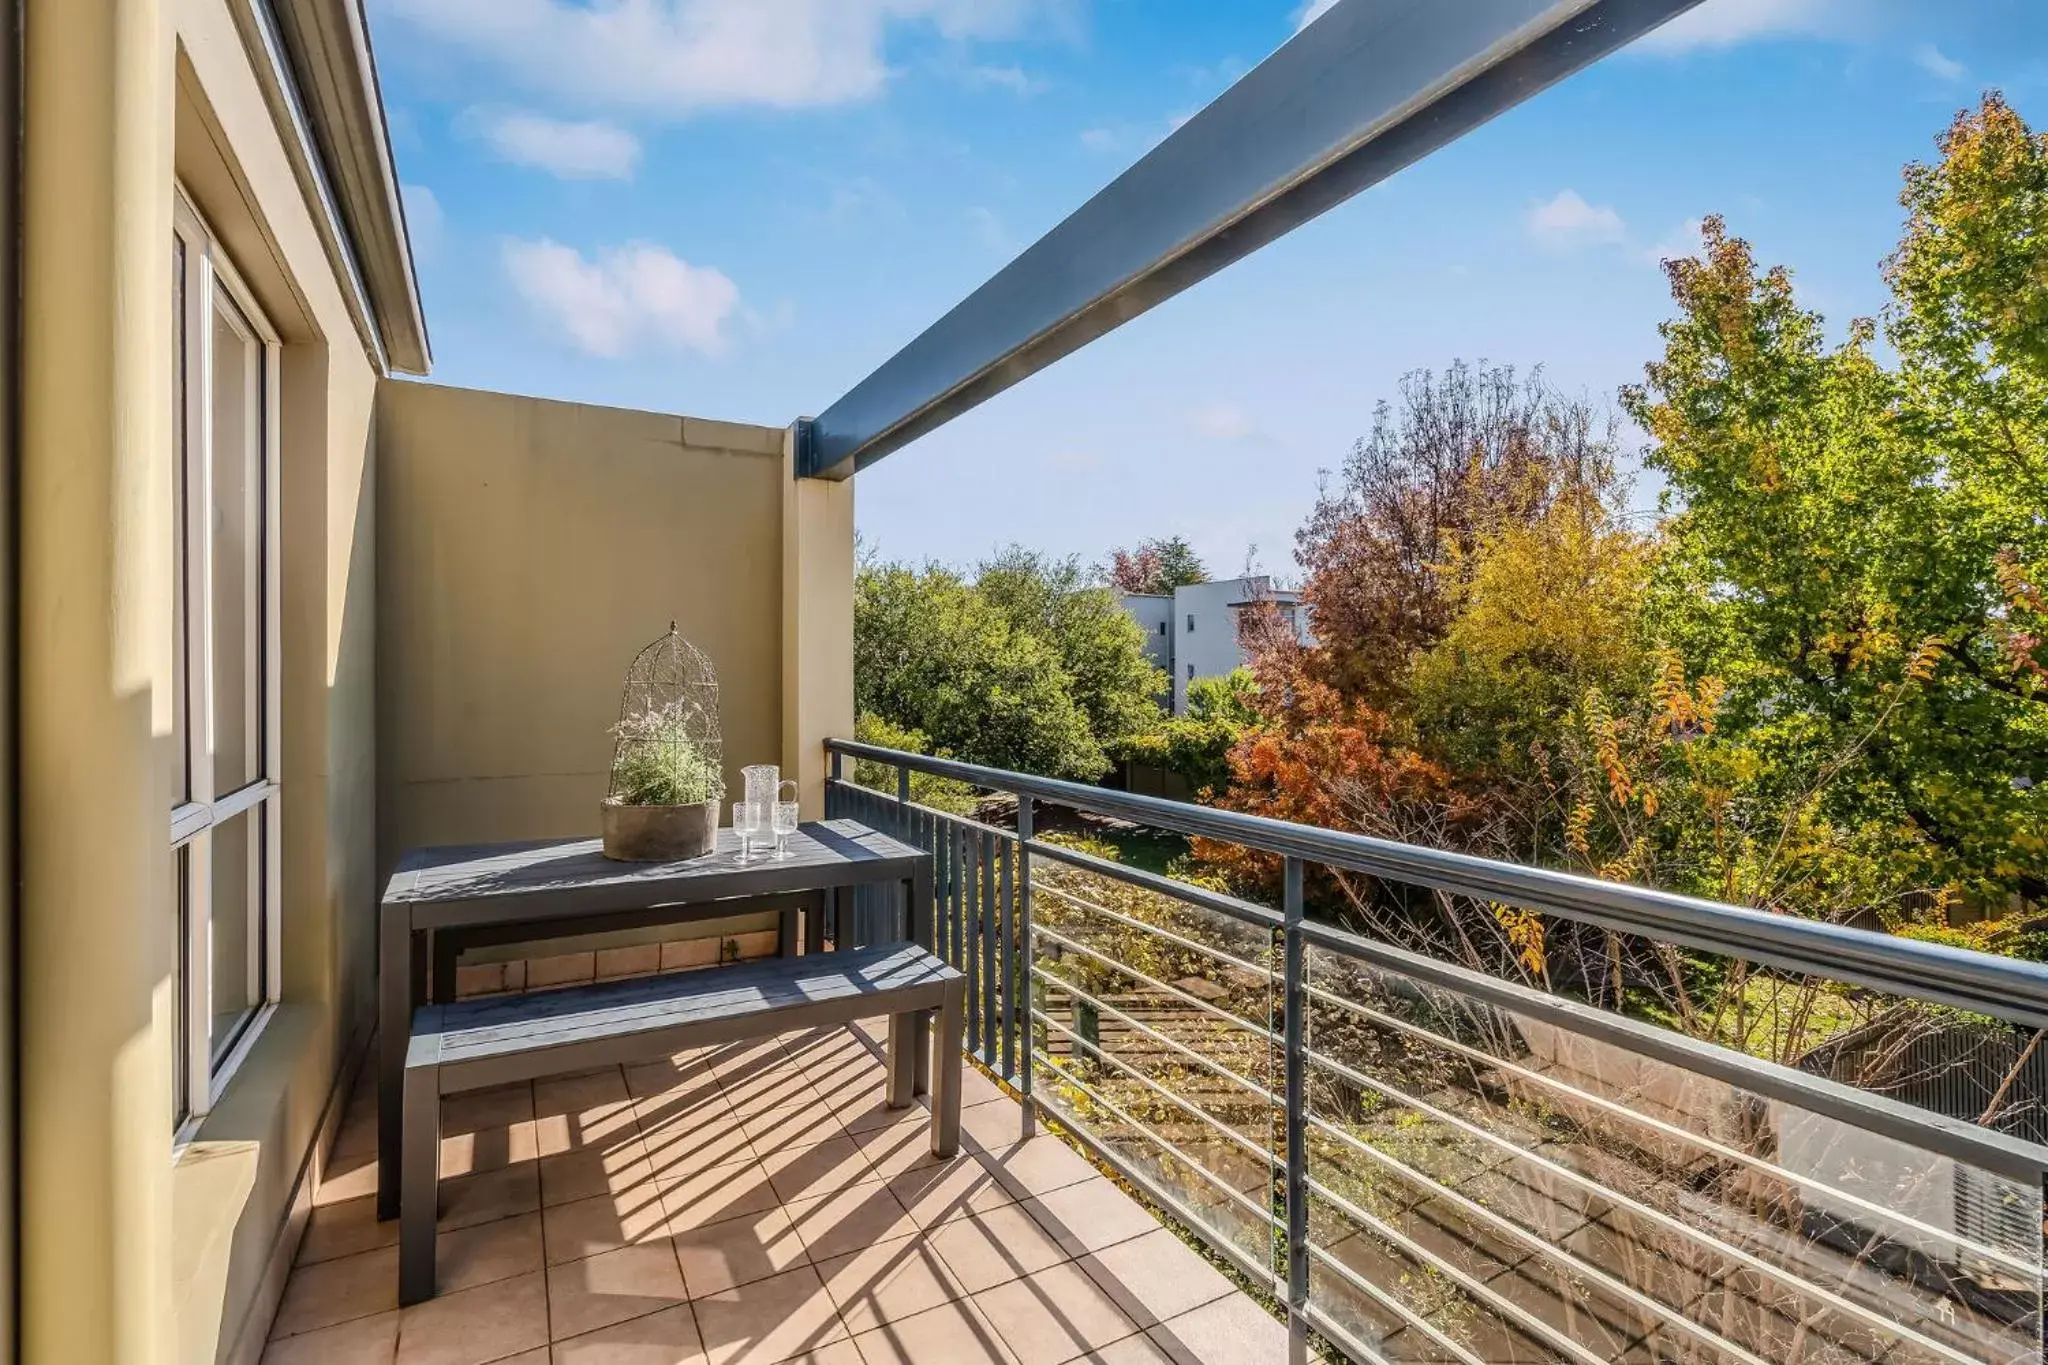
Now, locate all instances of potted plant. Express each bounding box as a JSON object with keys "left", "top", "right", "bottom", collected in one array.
[{"left": 601, "top": 625, "right": 726, "bottom": 861}]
